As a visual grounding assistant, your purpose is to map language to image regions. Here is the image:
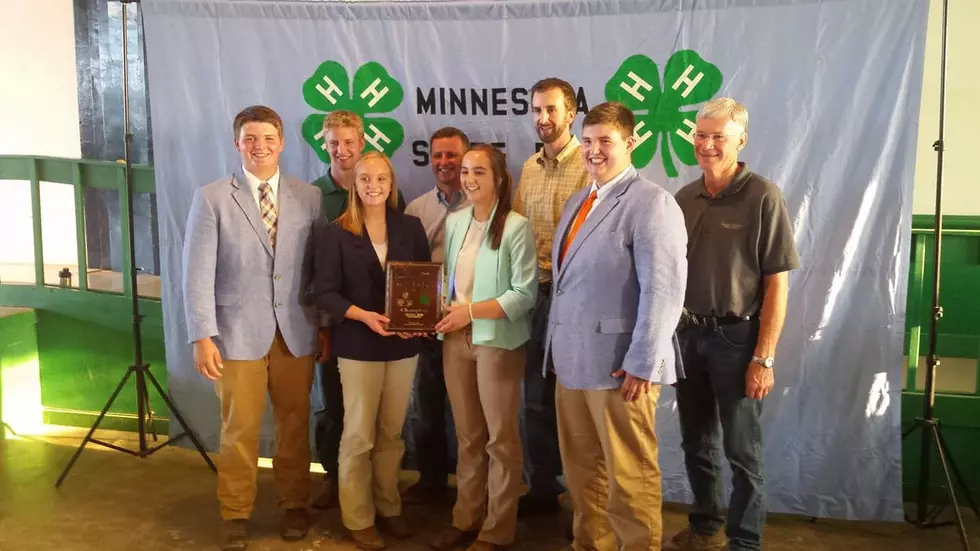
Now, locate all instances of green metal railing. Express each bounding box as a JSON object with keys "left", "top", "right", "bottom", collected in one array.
[
  {"left": 0, "top": 155, "right": 155, "bottom": 298},
  {"left": 905, "top": 215, "right": 980, "bottom": 394}
]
